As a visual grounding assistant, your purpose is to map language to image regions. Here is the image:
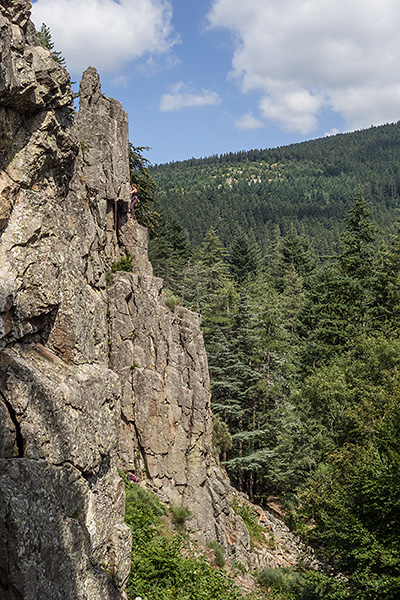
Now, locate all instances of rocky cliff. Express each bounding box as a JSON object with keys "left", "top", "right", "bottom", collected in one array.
[{"left": 0, "top": 2, "right": 303, "bottom": 599}]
